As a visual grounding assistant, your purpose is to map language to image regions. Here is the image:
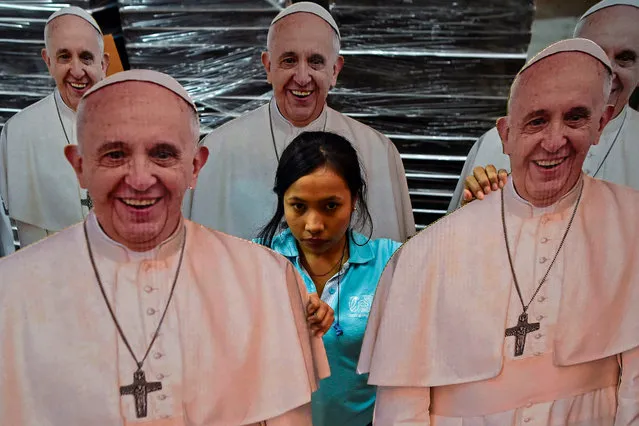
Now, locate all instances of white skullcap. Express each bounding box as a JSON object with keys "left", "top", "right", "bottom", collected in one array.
[
  {"left": 518, "top": 38, "right": 612, "bottom": 76},
  {"left": 46, "top": 6, "right": 102, "bottom": 35},
  {"left": 271, "top": 2, "right": 340, "bottom": 40},
  {"left": 82, "top": 69, "right": 196, "bottom": 112},
  {"left": 579, "top": 0, "right": 639, "bottom": 21}
]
